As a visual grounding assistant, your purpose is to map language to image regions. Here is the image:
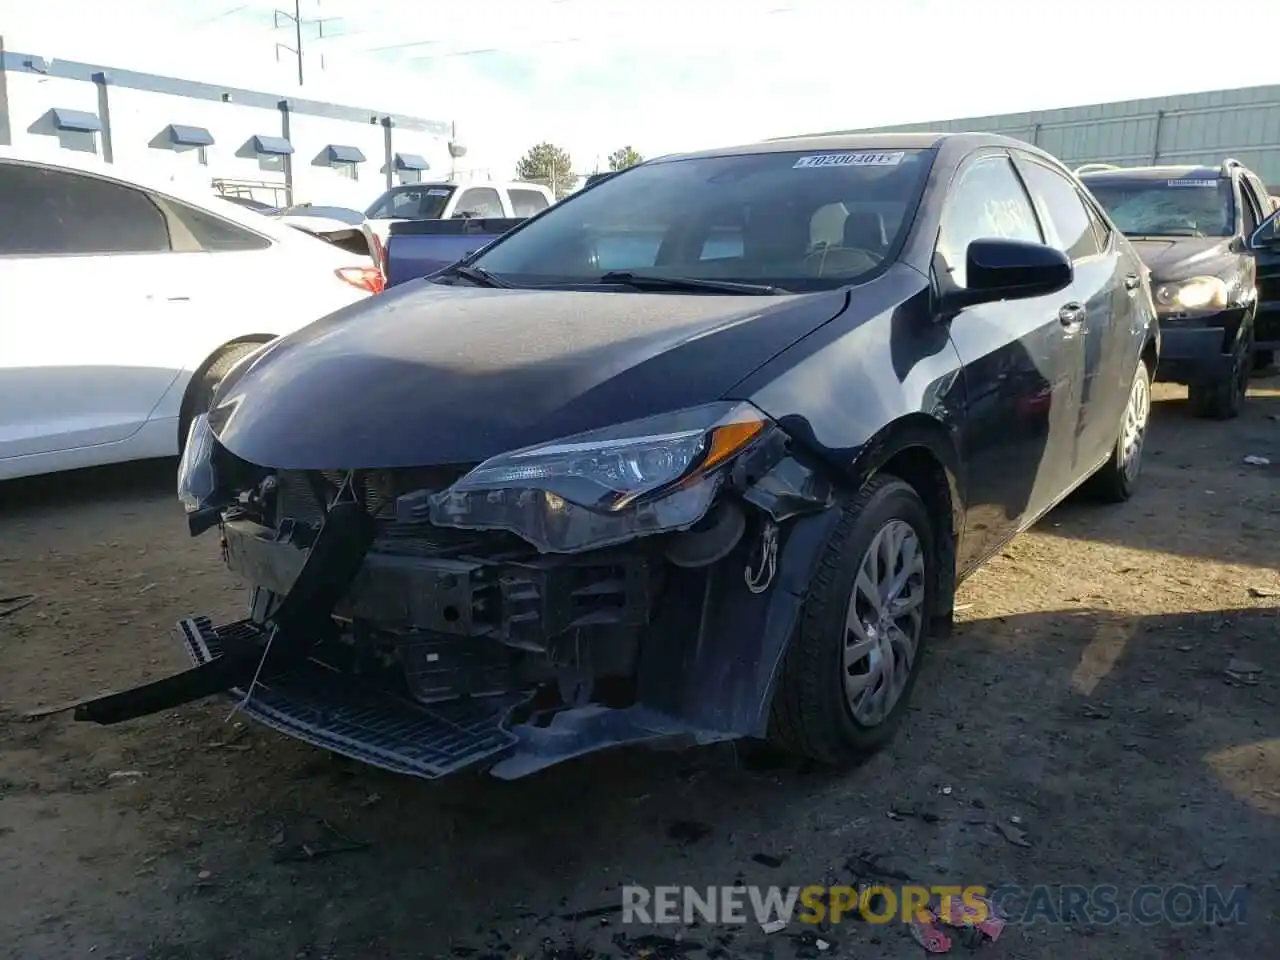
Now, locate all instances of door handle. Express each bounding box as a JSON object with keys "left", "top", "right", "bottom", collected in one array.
[
  {"left": 1058, "top": 302, "right": 1086, "bottom": 332},
  {"left": 1123, "top": 274, "right": 1141, "bottom": 293}
]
